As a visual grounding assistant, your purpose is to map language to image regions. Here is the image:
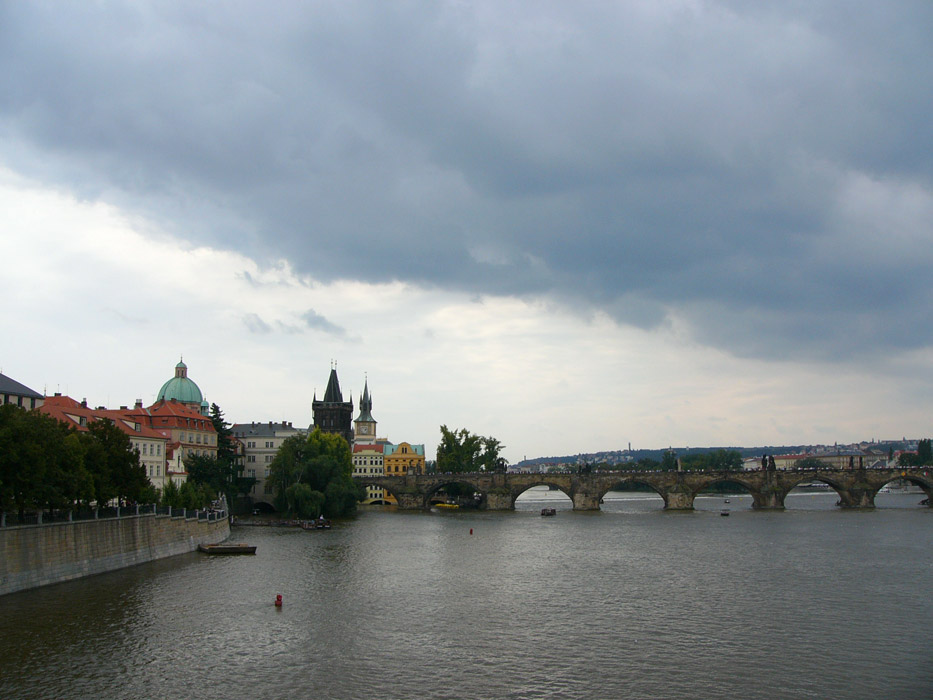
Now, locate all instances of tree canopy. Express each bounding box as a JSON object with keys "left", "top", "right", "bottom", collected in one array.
[
  {"left": 184, "top": 403, "right": 255, "bottom": 509},
  {"left": 679, "top": 449, "right": 743, "bottom": 471},
  {"left": 267, "top": 429, "right": 359, "bottom": 518},
  {"left": 898, "top": 438, "right": 932, "bottom": 467},
  {"left": 436, "top": 425, "right": 507, "bottom": 473},
  {"left": 0, "top": 404, "right": 147, "bottom": 517}
]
